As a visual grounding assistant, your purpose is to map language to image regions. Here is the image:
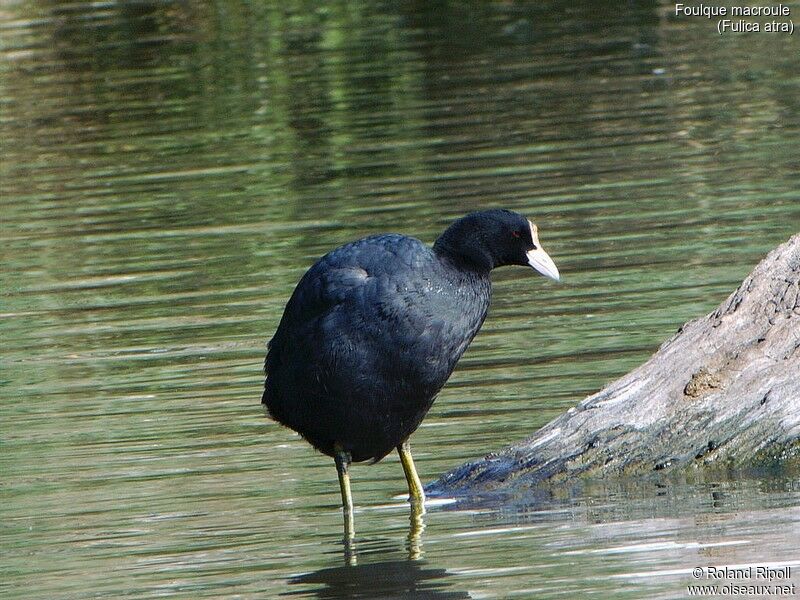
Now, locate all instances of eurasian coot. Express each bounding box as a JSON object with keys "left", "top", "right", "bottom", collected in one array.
[{"left": 262, "top": 209, "right": 559, "bottom": 533}]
